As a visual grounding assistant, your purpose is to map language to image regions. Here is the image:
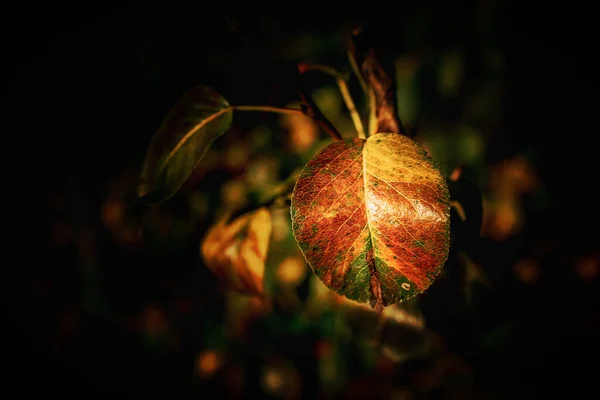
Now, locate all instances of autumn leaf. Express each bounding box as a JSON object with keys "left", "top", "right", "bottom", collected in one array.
[
  {"left": 137, "top": 86, "right": 233, "bottom": 204},
  {"left": 201, "top": 208, "right": 272, "bottom": 296},
  {"left": 291, "top": 133, "right": 450, "bottom": 311}
]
